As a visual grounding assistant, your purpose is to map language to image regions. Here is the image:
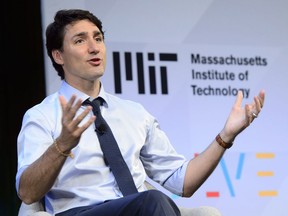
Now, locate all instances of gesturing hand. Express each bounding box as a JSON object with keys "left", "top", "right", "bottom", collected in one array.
[
  {"left": 222, "top": 90, "right": 265, "bottom": 142},
  {"left": 56, "top": 95, "right": 96, "bottom": 152}
]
